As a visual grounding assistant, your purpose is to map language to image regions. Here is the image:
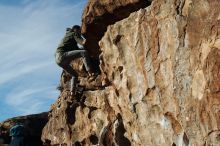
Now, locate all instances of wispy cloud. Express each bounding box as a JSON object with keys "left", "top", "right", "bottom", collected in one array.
[
  {"left": 0, "top": 0, "right": 87, "bottom": 121},
  {"left": 0, "top": 62, "right": 52, "bottom": 85},
  {"left": 5, "top": 86, "right": 58, "bottom": 114}
]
